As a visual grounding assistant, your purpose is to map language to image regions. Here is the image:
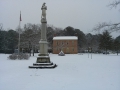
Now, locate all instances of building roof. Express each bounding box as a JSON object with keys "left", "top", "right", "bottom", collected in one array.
[{"left": 53, "top": 36, "right": 78, "bottom": 40}]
